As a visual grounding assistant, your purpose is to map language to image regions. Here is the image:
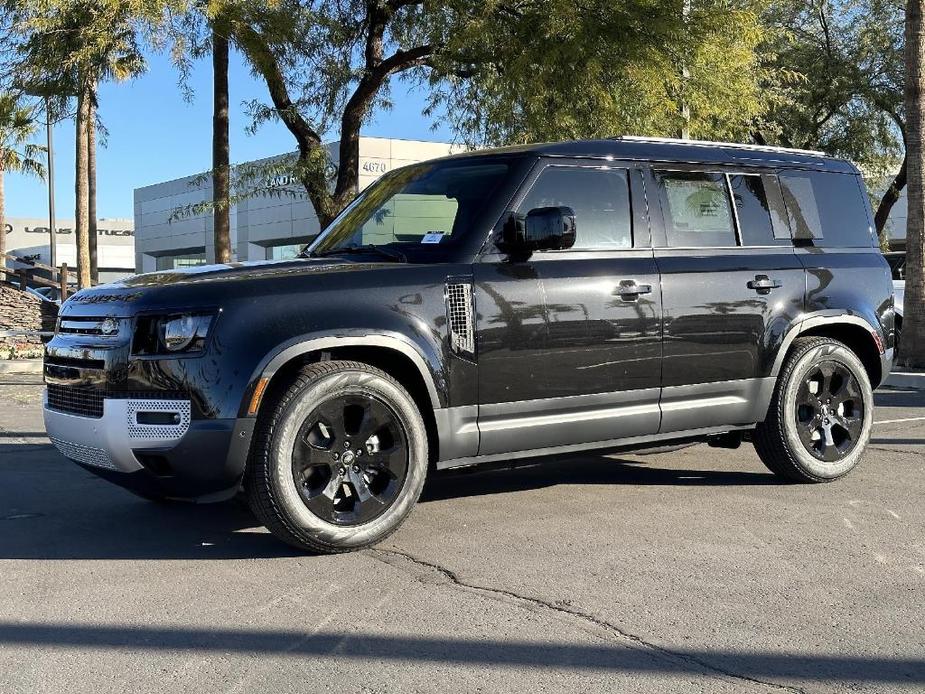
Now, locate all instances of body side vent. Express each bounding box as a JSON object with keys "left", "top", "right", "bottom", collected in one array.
[{"left": 445, "top": 279, "right": 475, "bottom": 358}]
